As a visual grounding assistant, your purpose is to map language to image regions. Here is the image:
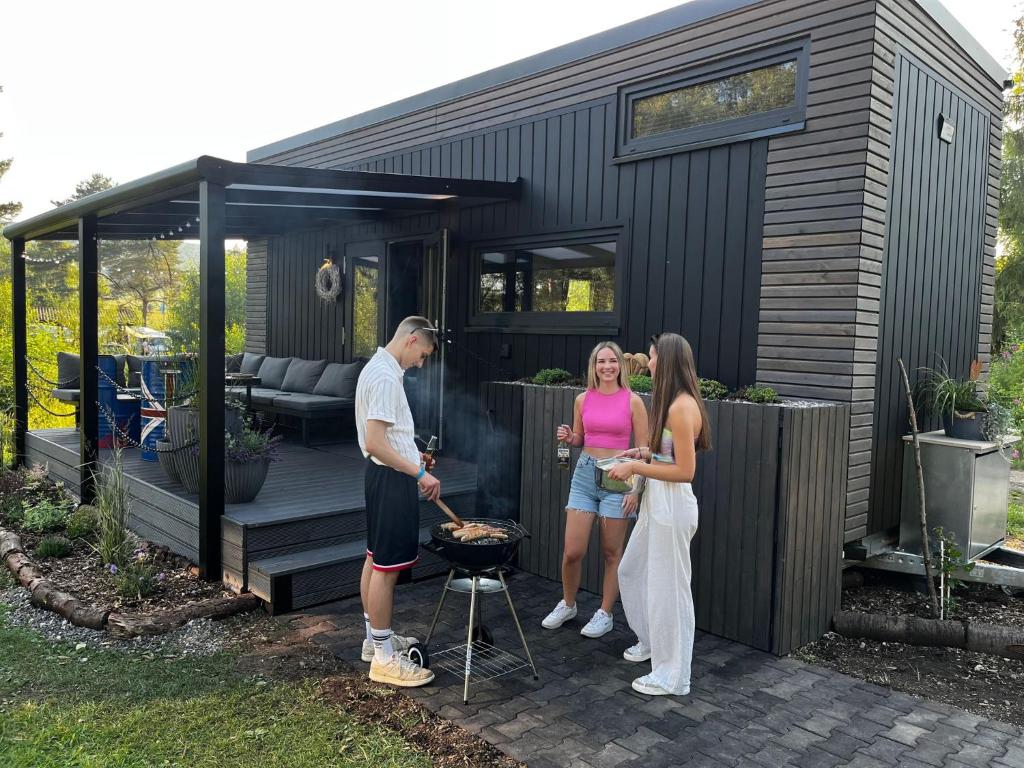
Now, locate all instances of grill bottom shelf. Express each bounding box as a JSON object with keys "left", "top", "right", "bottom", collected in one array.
[{"left": 432, "top": 640, "right": 531, "bottom": 683}]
